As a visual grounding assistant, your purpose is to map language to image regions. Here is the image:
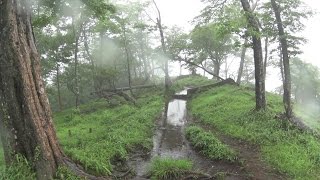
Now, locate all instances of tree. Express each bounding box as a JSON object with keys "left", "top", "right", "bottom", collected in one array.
[
  {"left": 0, "top": 1, "right": 64, "bottom": 178},
  {"left": 152, "top": 0, "right": 171, "bottom": 90},
  {"left": 270, "top": 0, "right": 292, "bottom": 118},
  {"left": 191, "top": 24, "right": 233, "bottom": 80},
  {"left": 240, "top": 0, "right": 266, "bottom": 110}
]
